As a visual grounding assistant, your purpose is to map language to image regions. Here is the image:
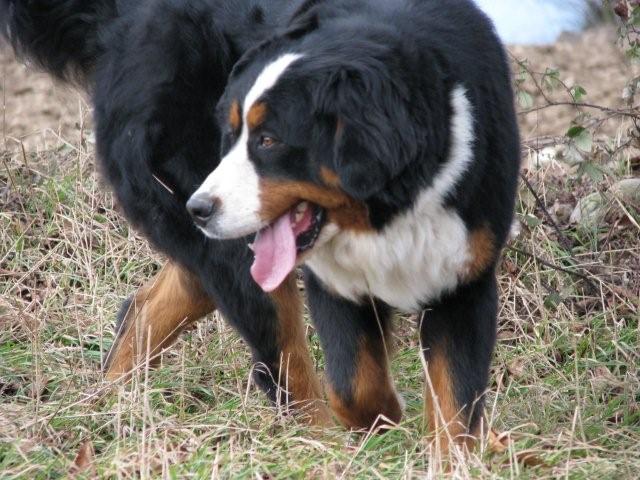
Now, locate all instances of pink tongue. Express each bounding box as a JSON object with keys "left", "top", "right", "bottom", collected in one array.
[{"left": 250, "top": 213, "right": 297, "bottom": 292}]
